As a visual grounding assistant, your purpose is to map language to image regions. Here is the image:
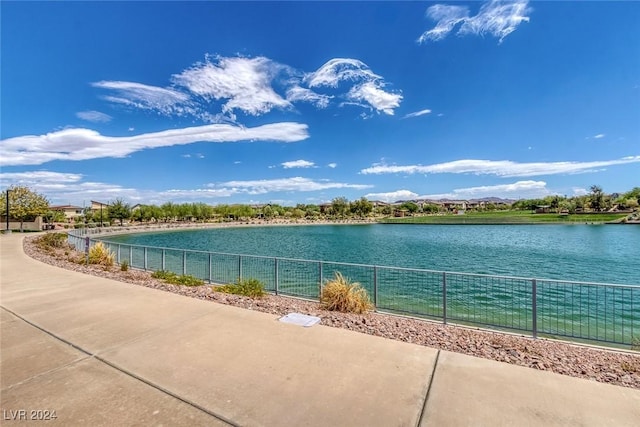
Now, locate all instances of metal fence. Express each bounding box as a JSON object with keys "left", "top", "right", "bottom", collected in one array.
[{"left": 68, "top": 229, "right": 640, "bottom": 346}]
